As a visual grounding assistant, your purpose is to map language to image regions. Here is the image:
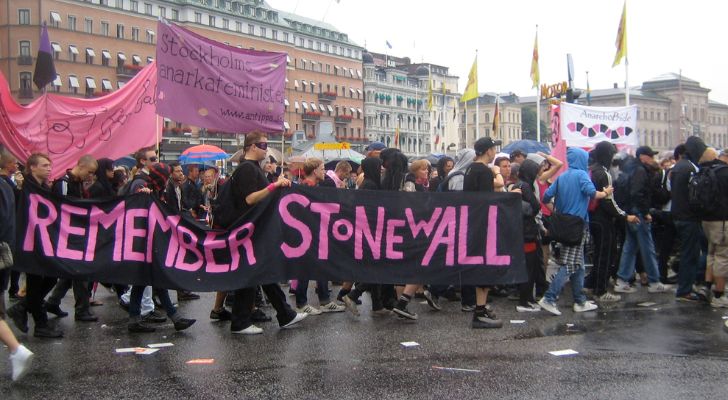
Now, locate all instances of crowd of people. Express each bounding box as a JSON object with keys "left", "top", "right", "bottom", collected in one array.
[{"left": 1, "top": 132, "right": 728, "bottom": 381}]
